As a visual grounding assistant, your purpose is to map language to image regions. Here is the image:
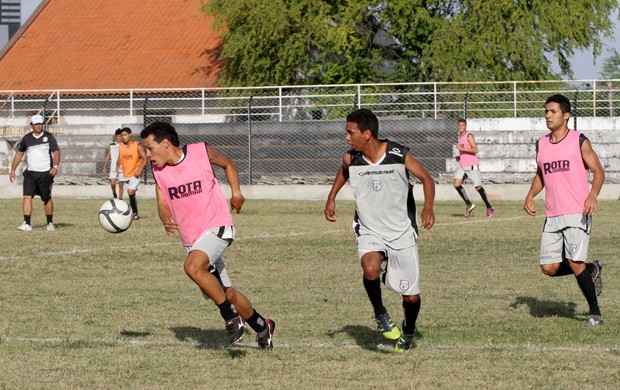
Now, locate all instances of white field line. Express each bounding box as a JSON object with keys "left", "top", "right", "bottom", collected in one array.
[
  {"left": 1, "top": 335, "right": 618, "bottom": 353},
  {"left": 0, "top": 216, "right": 534, "bottom": 262}
]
